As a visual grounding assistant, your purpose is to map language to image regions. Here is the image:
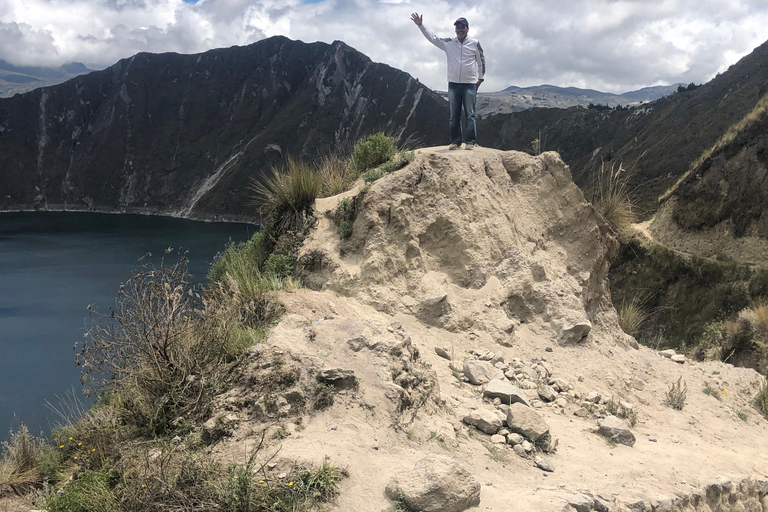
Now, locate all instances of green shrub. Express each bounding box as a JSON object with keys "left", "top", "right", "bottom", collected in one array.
[
  {"left": 337, "top": 197, "right": 356, "bottom": 239},
  {"left": 361, "top": 151, "right": 414, "bottom": 184},
  {"left": 209, "top": 233, "right": 272, "bottom": 285},
  {"left": 46, "top": 470, "right": 119, "bottom": 512},
  {"left": 264, "top": 253, "right": 293, "bottom": 280},
  {"left": 252, "top": 156, "right": 322, "bottom": 234},
  {"left": 352, "top": 133, "right": 396, "bottom": 172}
]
